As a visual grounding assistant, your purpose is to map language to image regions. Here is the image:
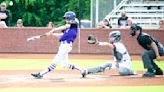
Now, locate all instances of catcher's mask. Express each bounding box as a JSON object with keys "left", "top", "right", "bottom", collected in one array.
[
  {"left": 109, "top": 31, "right": 121, "bottom": 43},
  {"left": 130, "top": 24, "right": 142, "bottom": 37},
  {"left": 63, "top": 11, "right": 76, "bottom": 20}
]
